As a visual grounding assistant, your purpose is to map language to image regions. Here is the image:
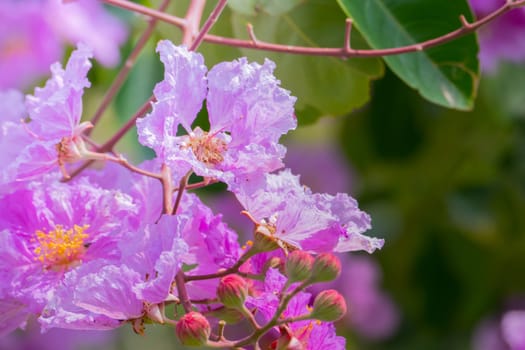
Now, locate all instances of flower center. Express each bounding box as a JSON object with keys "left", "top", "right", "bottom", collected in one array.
[
  {"left": 186, "top": 129, "right": 227, "bottom": 166},
  {"left": 33, "top": 224, "right": 89, "bottom": 270}
]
